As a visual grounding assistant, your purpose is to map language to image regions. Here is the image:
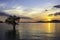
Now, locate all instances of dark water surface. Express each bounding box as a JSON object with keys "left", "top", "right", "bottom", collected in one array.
[{"left": 0, "top": 23, "right": 60, "bottom": 40}]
